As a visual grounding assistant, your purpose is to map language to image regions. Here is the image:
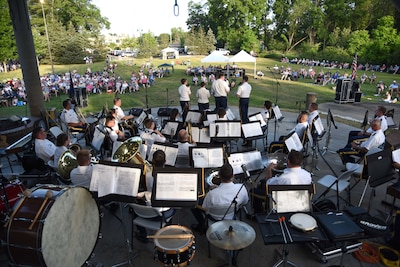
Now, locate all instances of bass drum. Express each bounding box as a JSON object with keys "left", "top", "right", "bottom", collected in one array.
[{"left": 6, "top": 185, "right": 100, "bottom": 267}]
